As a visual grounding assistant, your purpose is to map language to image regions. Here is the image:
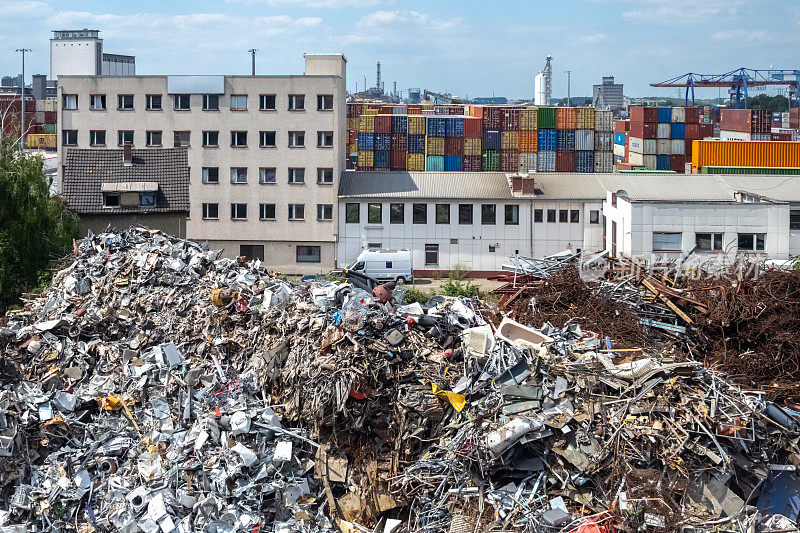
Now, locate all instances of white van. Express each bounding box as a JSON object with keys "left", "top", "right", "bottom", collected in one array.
[{"left": 348, "top": 249, "right": 413, "bottom": 283}]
